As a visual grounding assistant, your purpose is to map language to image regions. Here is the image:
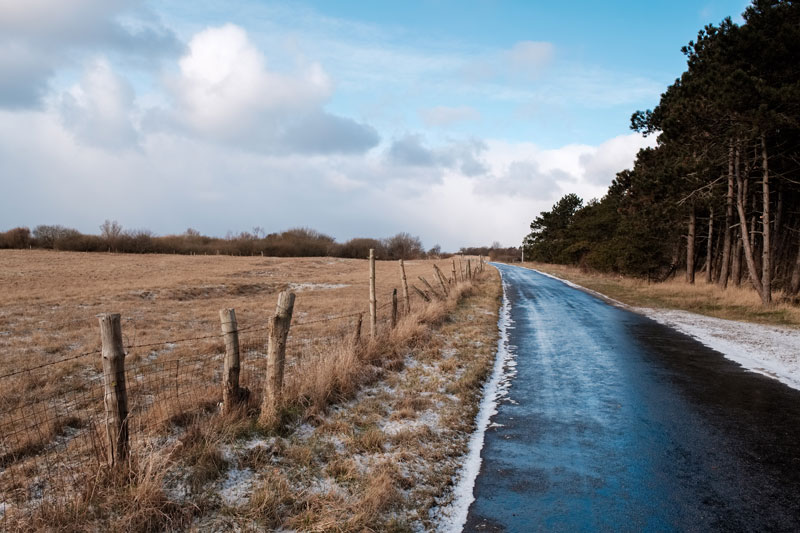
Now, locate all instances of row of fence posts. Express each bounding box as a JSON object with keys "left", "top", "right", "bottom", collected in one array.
[{"left": 95, "top": 252, "right": 484, "bottom": 467}]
